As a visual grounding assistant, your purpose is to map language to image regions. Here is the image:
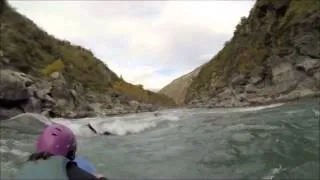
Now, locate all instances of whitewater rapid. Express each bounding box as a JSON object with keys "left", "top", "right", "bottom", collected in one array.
[
  {"left": 50, "top": 103, "right": 284, "bottom": 137},
  {"left": 1, "top": 100, "right": 319, "bottom": 179}
]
